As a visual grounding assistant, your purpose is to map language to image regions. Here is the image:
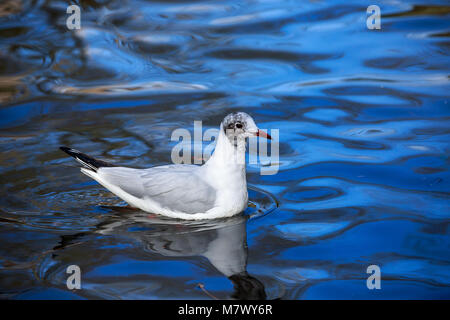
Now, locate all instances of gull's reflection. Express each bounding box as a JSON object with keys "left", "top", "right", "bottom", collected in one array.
[{"left": 55, "top": 208, "right": 266, "bottom": 300}]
